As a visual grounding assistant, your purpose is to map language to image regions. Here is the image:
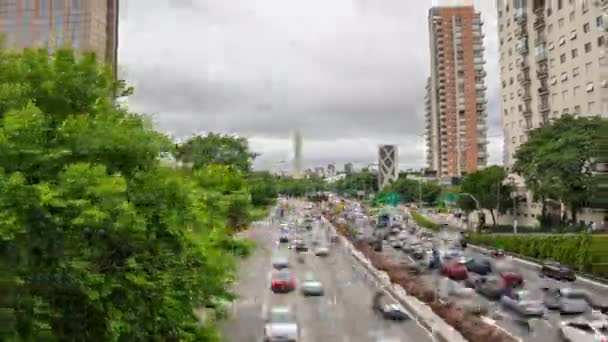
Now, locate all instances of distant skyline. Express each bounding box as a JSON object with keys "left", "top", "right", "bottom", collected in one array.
[{"left": 119, "top": 0, "right": 503, "bottom": 171}]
